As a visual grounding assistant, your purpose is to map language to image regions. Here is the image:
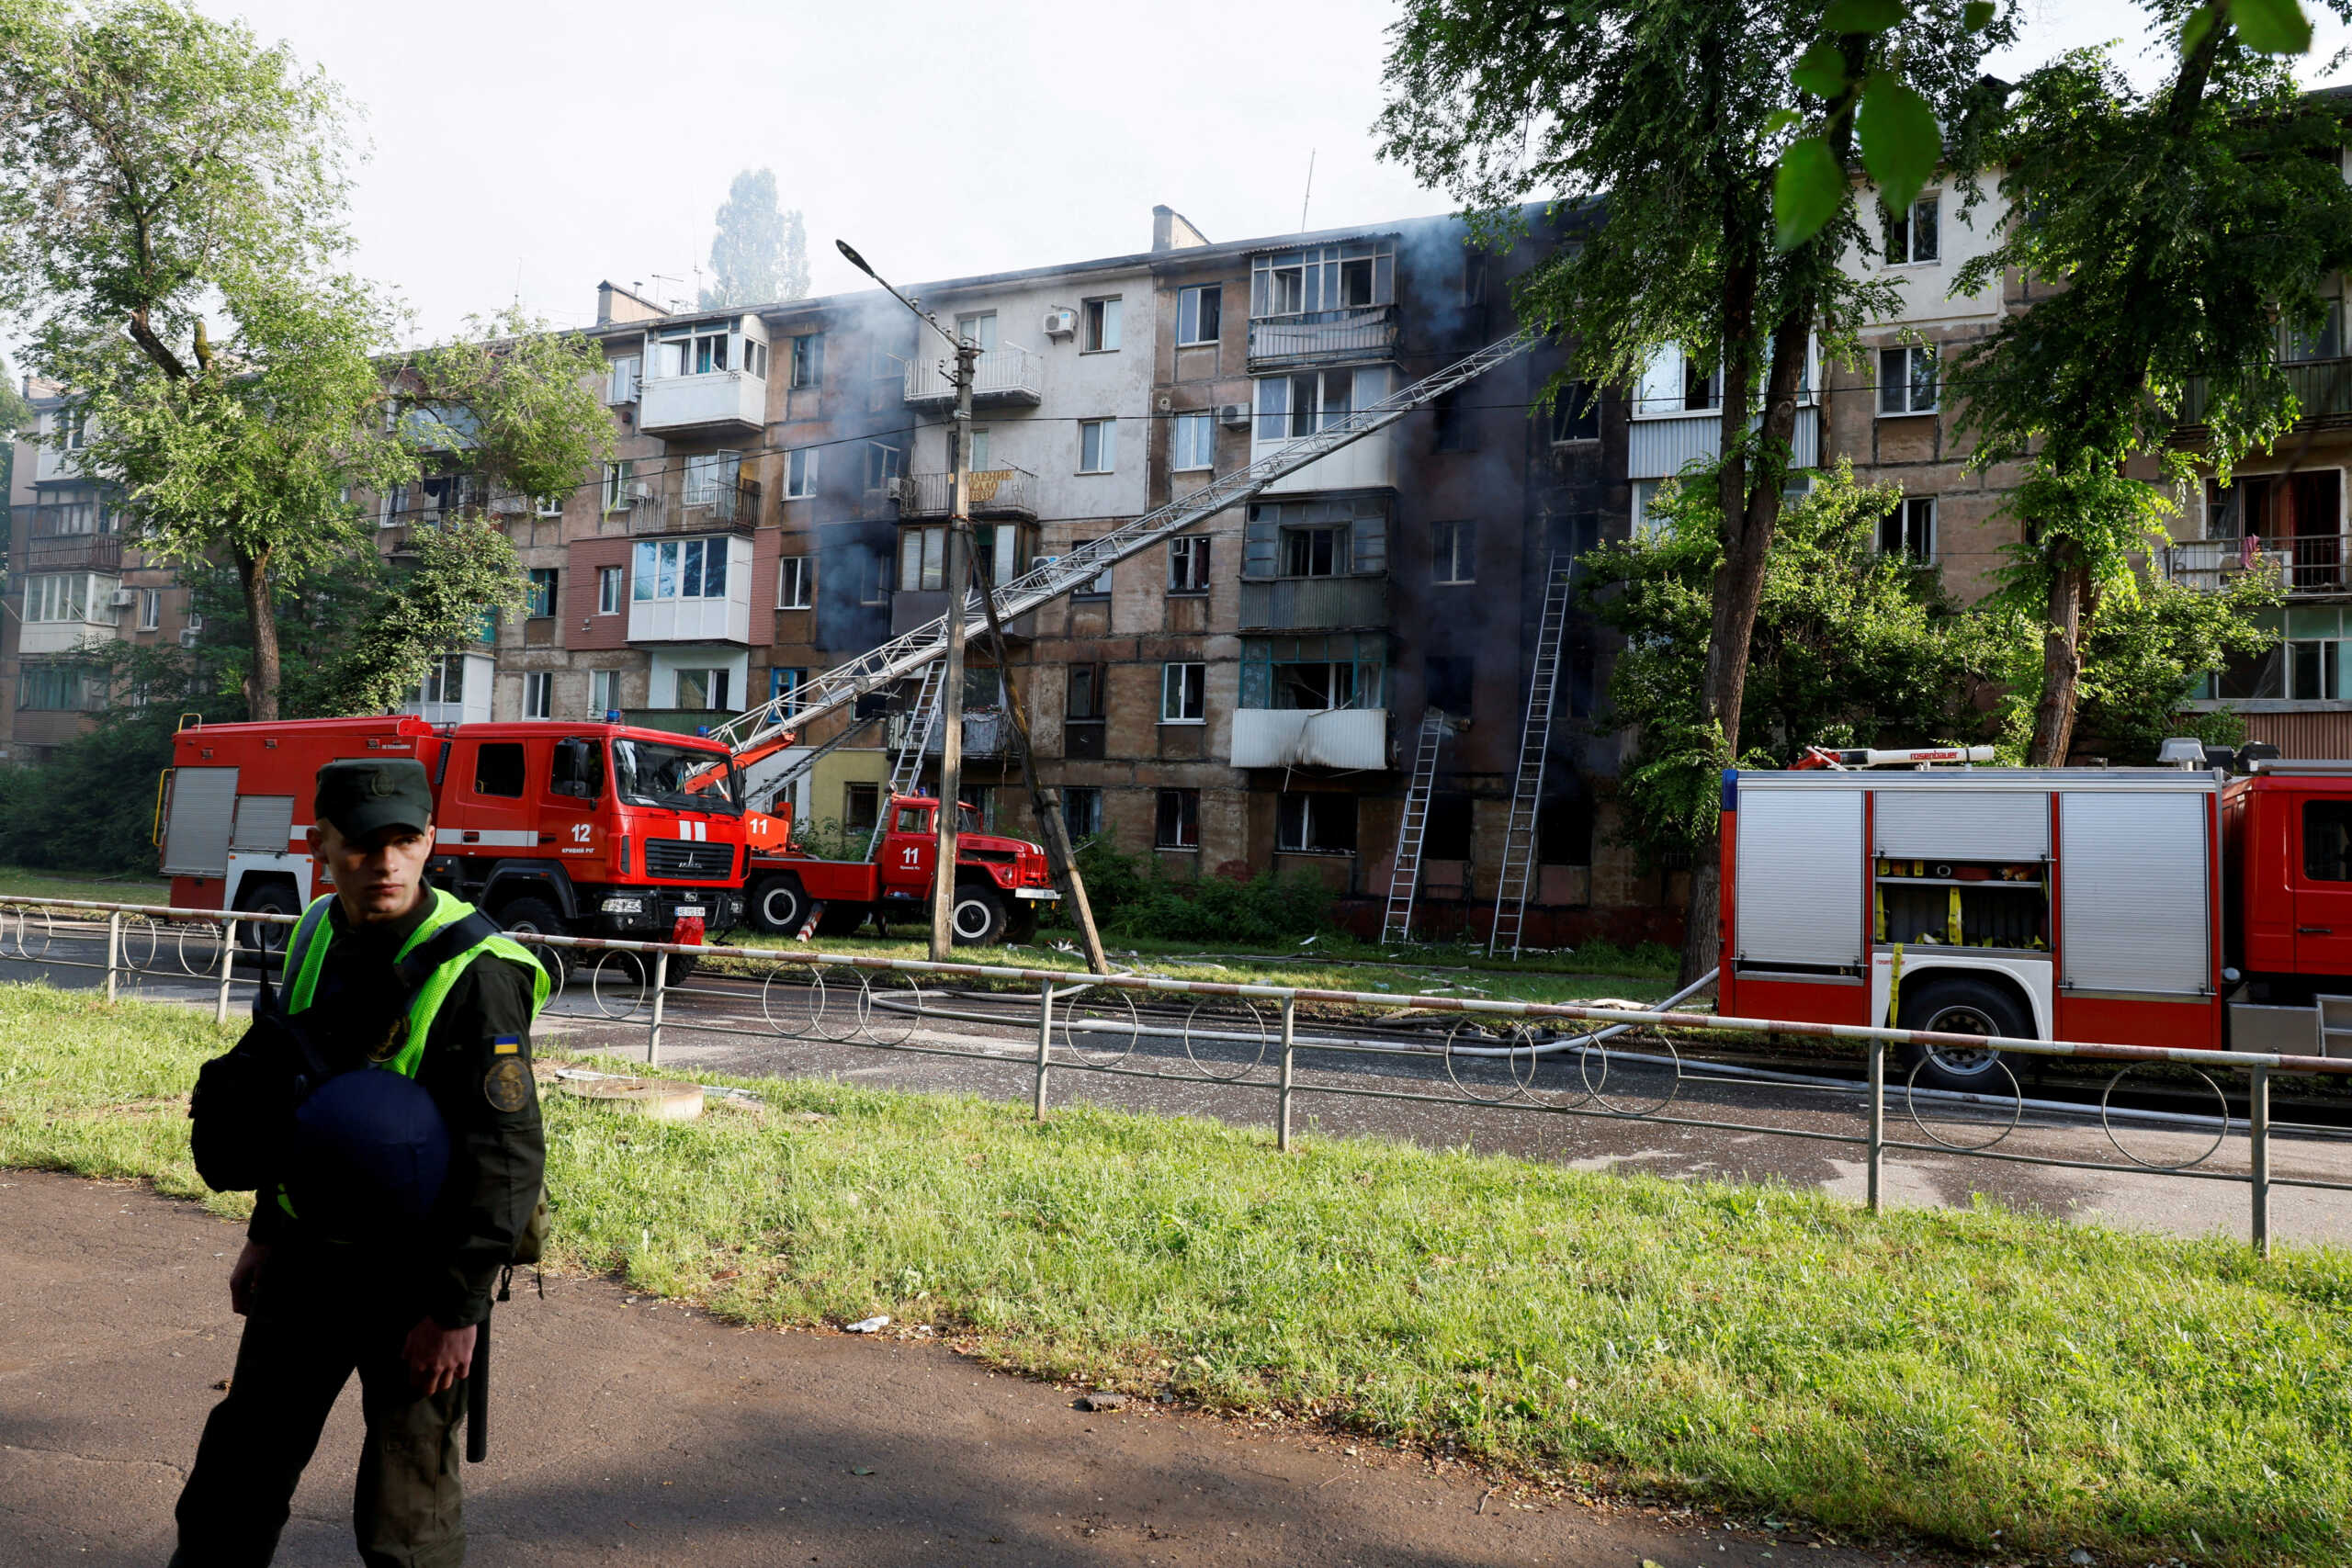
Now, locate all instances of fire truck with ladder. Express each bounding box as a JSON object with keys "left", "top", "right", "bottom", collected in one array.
[
  {"left": 1718, "top": 739, "right": 2352, "bottom": 1089},
  {"left": 153, "top": 328, "right": 1537, "bottom": 958}
]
